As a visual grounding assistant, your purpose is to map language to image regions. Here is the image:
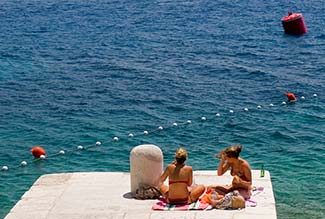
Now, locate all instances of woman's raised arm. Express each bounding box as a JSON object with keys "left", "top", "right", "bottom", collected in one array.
[{"left": 217, "top": 158, "right": 230, "bottom": 176}]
